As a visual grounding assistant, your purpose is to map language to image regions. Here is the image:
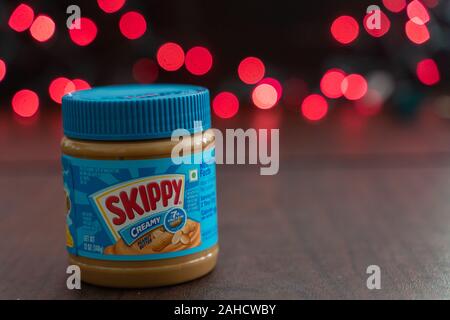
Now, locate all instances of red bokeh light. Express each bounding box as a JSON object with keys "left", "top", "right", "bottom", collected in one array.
[
  {"left": 185, "top": 47, "right": 213, "bottom": 76},
  {"left": 72, "top": 79, "right": 91, "bottom": 91},
  {"left": 405, "top": 20, "right": 430, "bottom": 44},
  {"left": 341, "top": 74, "right": 368, "bottom": 100},
  {"left": 0, "top": 59, "right": 6, "bottom": 82},
  {"left": 119, "top": 11, "right": 147, "bottom": 40},
  {"left": 133, "top": 58, "right": 159, "bottom": 83},
  {"left": 355, "top": 89, "right": 383, "bottom": 116},
  {"left": 30, "top": 15, "right": 55, "bottom": 42},
  {"left": 157, "top": 42, "right": 185, "bottom": 71},
  {"left": 49, "top": 77, "right": 76, "bottom": 104},
  {"left": 301, "top": 94, "right": 328, "bottom": 121},
  {"left": 320, "top": 69, "right": 346, "bottom": 99},
  {"left": 97, "top": 0, "right": 126, "bottom": 13},
  {"left": 258, "top": 78, "right": 282, "bottom": 102},
  {"left": 407, "top": 0, "right": 430, "bottom": 25},
  {"left": 416, "top": 58, "right": 440, "bottom": 86},
  {"left": 382, "top": 0, "right": 406, "bottom": 13},
  {"left": 331, "top": 15, "right": 359, "bottom": 44},
  {"left": 12, "top": 89, "right": 39, "bottom": 117},
  {"left": 212, "top": 92, "right": 239, "bottom": 119},
  {"left": 69, "top": 17, "right": 98, "bottom": 46},
  {"left": 238, "top": 57, "right": 265, "bottom": 84},
  {"left": 252, "top": 84, "right": 278, "bottom": 110},
  {"left": 364, "top": 9, "right": 391, "bottom": 37},
  {"left": 8, "top": 3, "right": 34, "bottom": 32}
]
